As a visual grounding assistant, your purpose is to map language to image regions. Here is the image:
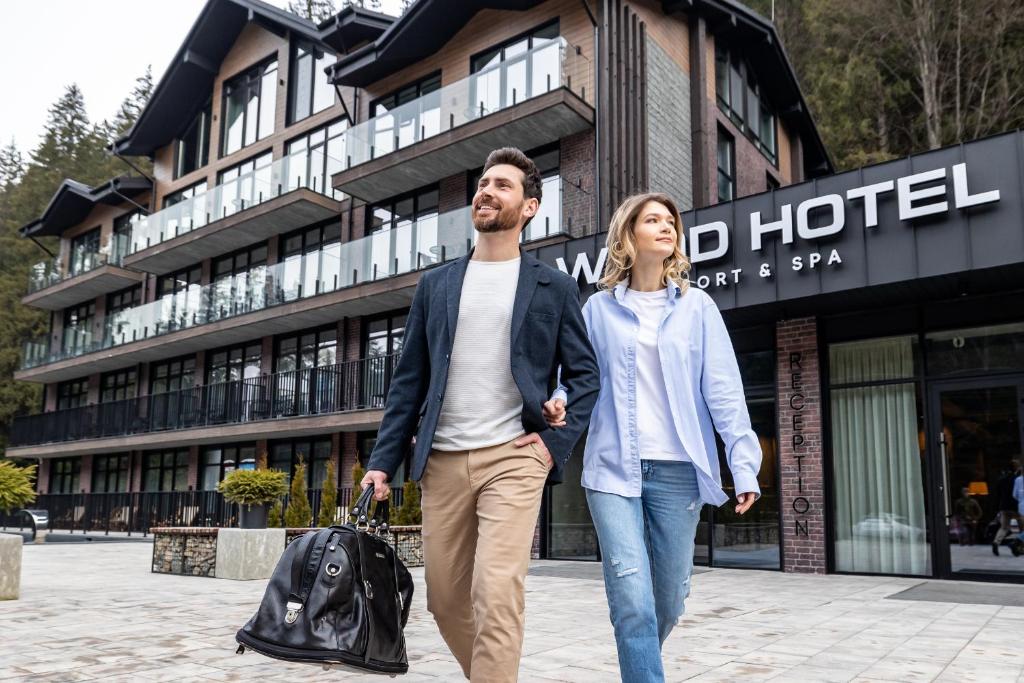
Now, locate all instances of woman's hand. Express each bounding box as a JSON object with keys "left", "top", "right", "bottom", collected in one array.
[
  {"left": 735, "top": 492, "right": 757, "bottom": 515},
  {"left": 542, "top": 398, "right": 566, "bottom": 428}
]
